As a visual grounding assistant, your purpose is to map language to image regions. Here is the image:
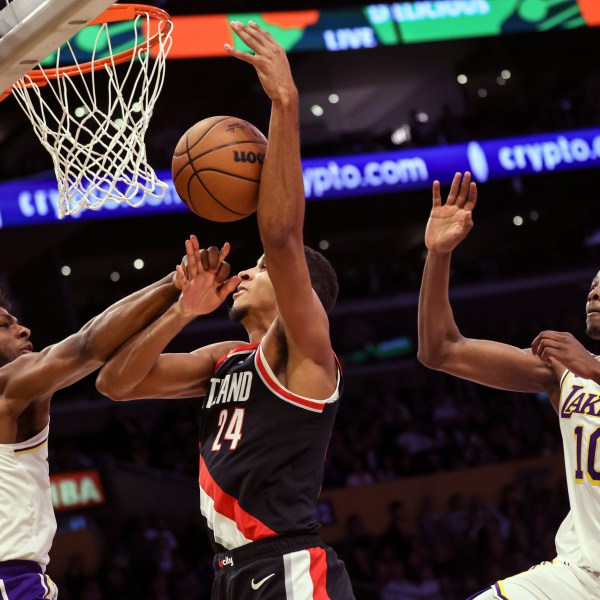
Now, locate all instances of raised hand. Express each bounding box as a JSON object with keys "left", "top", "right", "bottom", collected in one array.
[
  {"left": 531, "top": 330, "right": 600, "bottom": 379},
  {"left": 224, "top": 21, "right": 296, "bottom": 103},
  {"left": 173, "top": 254, "right": 189, "bottom": 292},
  {"left": 175, "top": 236, "right": 241, "bottom": 318},
  {"left": 425, "top": 172, "right": 477, "bottom": 254}
]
